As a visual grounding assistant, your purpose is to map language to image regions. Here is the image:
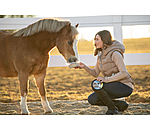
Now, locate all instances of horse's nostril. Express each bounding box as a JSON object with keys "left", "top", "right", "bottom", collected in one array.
[
  {"left": 67, "top": 56, "right": 77, "bottom": 63},
  {"left": 68, "top": 58, "right": 72, "bottom": 63},
  {"left": 73, "top": 57, "right": 77, "bottom": 62}
]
